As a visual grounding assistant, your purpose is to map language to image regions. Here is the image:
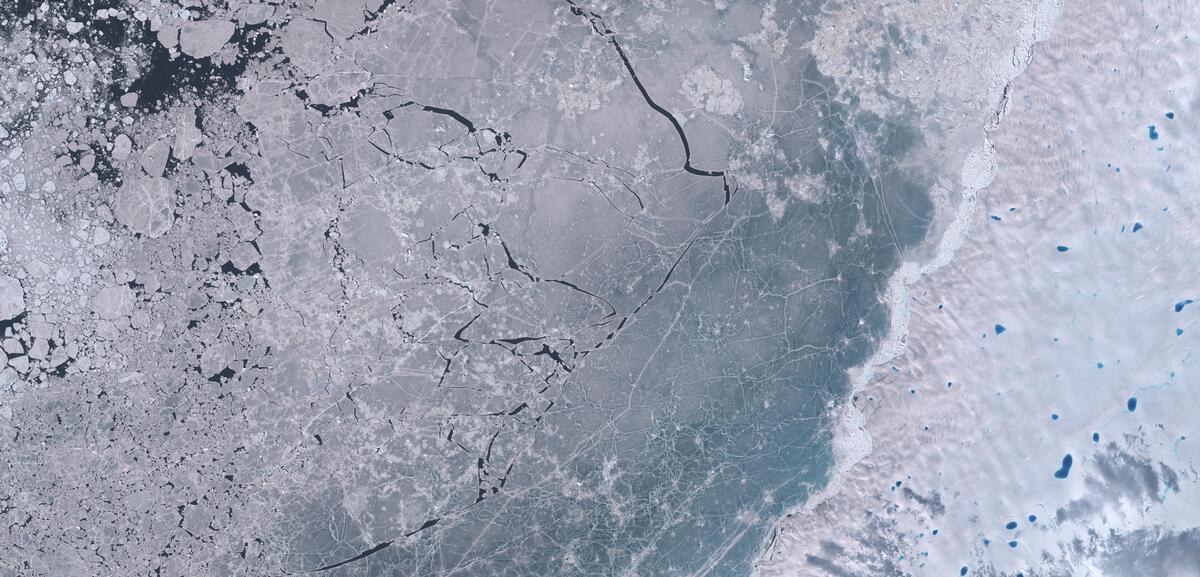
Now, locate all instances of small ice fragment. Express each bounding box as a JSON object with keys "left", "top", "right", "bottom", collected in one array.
[
  {"left": 120, "top": 92, "right": 139, "bottom": 107},
  {"left": 91, "top": 285, "right": 134, "bottom": 320},
  {"left": 174, "top": 108, "right": 201, "bottom": 160},
  {"left": 112, "top": 134, "right": 133, "bottom": 161},
  {"left": 239, "top": 4, "right": 275, "bottom": 26},
  {"left": 157, "top": 25, "right": 179, "bottom": 49},
  {"left": 140, "top": 140, "right": 171, "bottom": 177},
  {"left": 115, "top": 176, "right": 176, "bottom": 238},
  {"left": 9, "top": 356, "right": 28, "bottom": 374},
  {"left": 0, "top": 275, "right": 26, "bottom": 321},
  {"left": 179, "top": 20, "right": 236, "bottom": 58},
  {"left": 233, "top": 243, "right": 261, "bottom": 269},
  {"left": 93, "top": 227, "right": 111, "bottom": 246},
  {"left": 27, "top": 339, "right": 48, "bottom": 360}
]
